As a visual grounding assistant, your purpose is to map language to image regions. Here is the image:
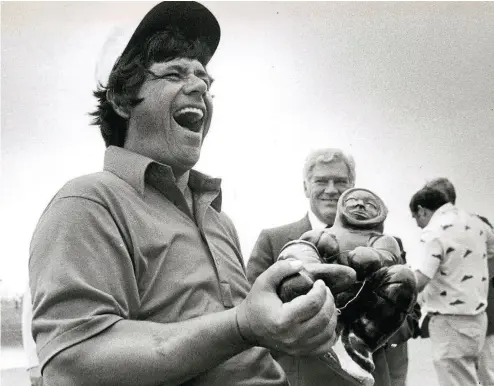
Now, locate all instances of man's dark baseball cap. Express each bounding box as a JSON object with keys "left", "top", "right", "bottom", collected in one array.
[{"left": 118, "top": 1, "right": 221, "bottom": 65}]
